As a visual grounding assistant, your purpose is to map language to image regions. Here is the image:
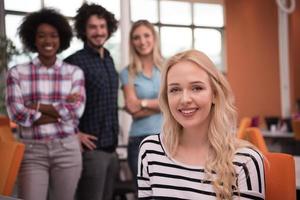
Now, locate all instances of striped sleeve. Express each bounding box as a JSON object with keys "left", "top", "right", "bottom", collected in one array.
[
  {"left": 234, "top": 148, "right": 265, "bottom": 200},
  {"left": 137, "top": 136, "right": 153, "bottom": 198}
]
